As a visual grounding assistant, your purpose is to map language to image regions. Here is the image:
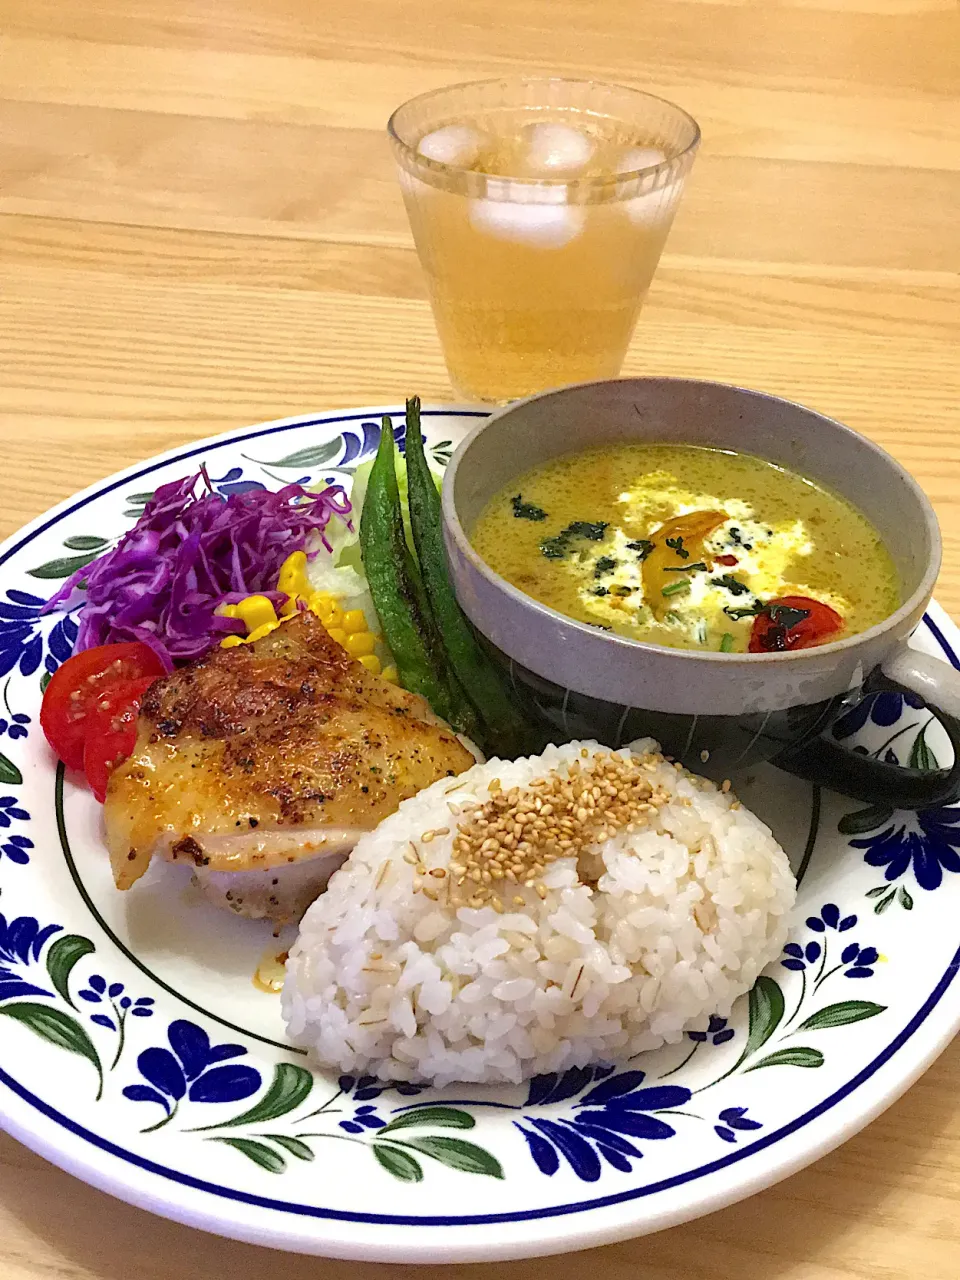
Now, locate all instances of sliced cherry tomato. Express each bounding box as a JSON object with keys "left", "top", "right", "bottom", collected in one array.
[
  {"left": 749, "top": 596, "right": 843, "bottom": 653},
  {"left": 81, "top": 676, "right": 156, "bottom": 802},
  {"left": 40, "top": 642, "right": 165, "bottom": 771}
]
